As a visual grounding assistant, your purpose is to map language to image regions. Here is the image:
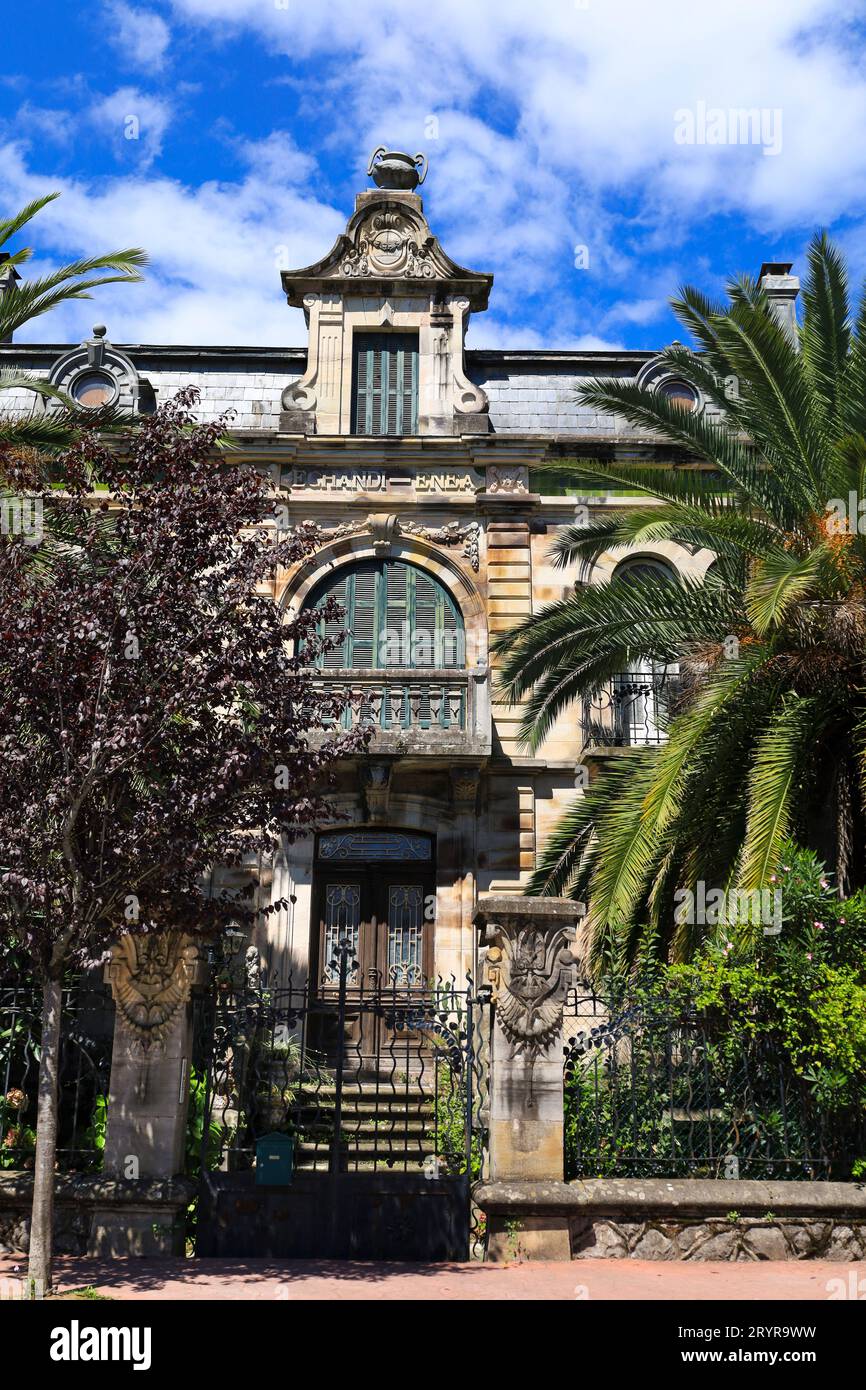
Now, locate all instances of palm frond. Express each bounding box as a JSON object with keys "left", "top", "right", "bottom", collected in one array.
[
  {"left": 737, "top": 695, "right": 823, "bottom": 892},
  {"left": 799, "top": 231, "right": 850, "bottom": 435}
]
